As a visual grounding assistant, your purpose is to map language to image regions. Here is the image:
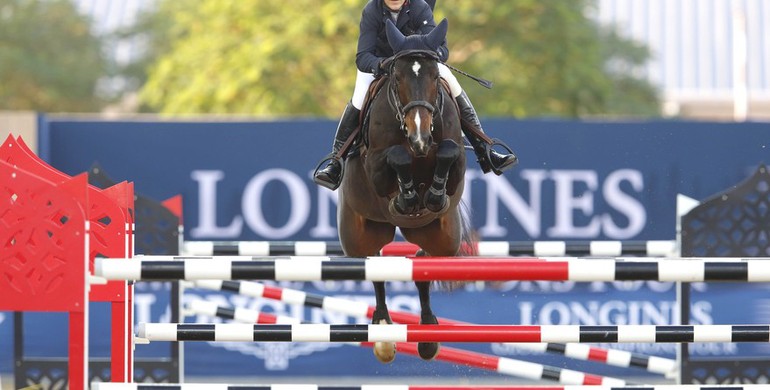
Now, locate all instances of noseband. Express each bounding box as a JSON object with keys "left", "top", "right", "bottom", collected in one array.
[{"left": 386, "top": 50, "right": 444, "bottom": 136}]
